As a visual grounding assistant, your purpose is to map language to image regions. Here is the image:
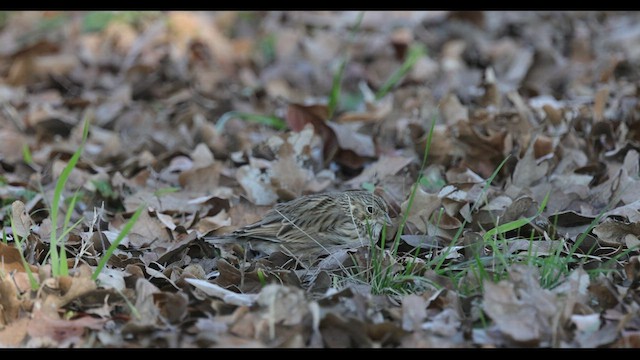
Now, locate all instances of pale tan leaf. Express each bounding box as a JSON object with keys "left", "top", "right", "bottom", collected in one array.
[{"left": 185, "top": 278, "right": 257, "bottom": 306}]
